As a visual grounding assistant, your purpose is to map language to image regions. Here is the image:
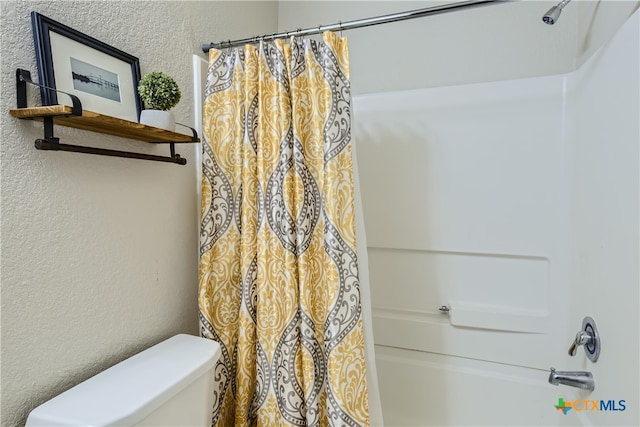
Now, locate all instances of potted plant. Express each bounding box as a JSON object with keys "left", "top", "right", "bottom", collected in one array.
[{"left": 138, "top": 71, "right": 181, "bottom": 131}]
